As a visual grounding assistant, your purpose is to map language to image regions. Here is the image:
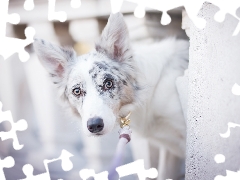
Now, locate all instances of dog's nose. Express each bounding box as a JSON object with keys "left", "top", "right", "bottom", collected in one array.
[{"left": 87, "top": 117, "right": 104, "bottom": 133}]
